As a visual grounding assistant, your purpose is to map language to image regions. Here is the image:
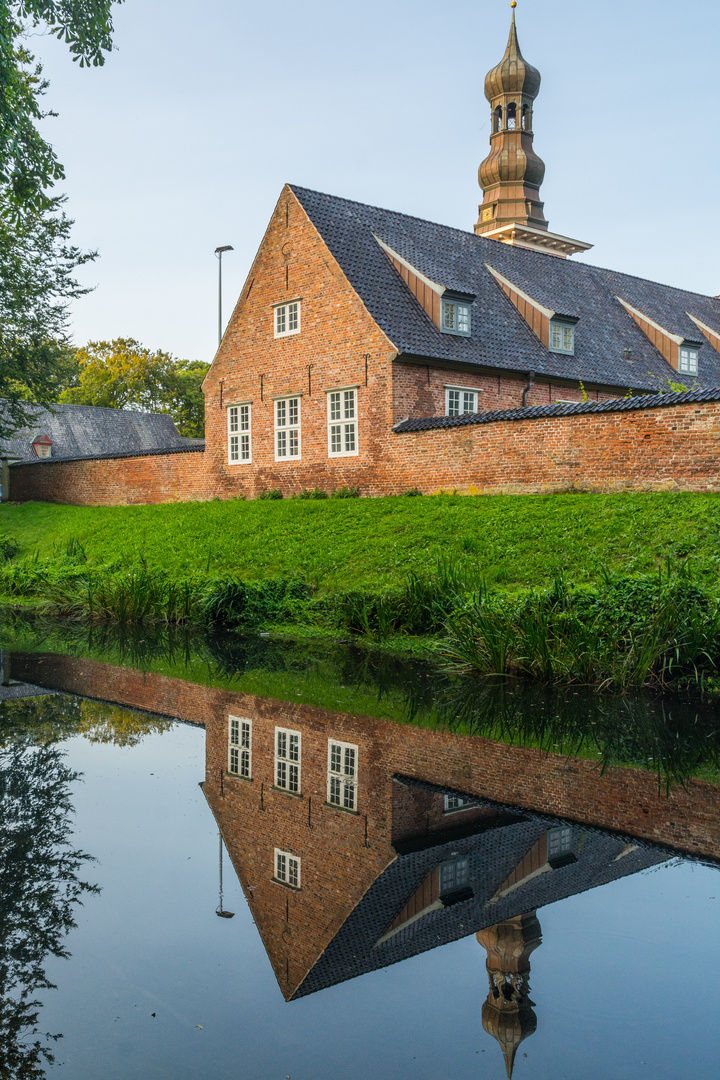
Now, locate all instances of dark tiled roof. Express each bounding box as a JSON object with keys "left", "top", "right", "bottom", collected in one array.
[
  {"left": 393, "top": 387, "right": 720, "bottom": 432},
  {"left": 290, "top": 186, "right": 720, "bottom": 392},
  {"left": 0, "top": 403, "right": 199, "bottom": 463}
]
